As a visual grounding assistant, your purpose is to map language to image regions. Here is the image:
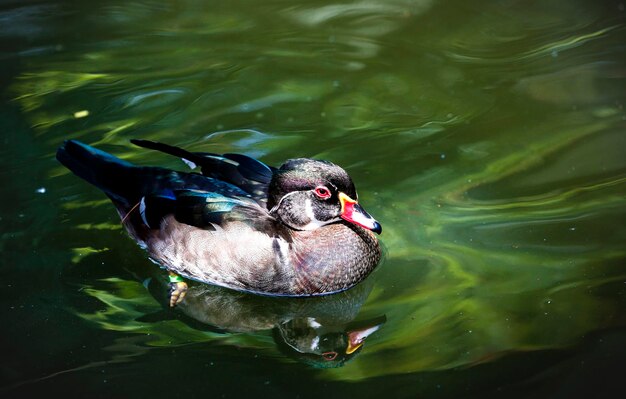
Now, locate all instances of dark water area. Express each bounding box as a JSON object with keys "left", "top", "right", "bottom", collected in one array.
[{"left": 1, "top": 1, "right": 625, "bottom": 398}]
